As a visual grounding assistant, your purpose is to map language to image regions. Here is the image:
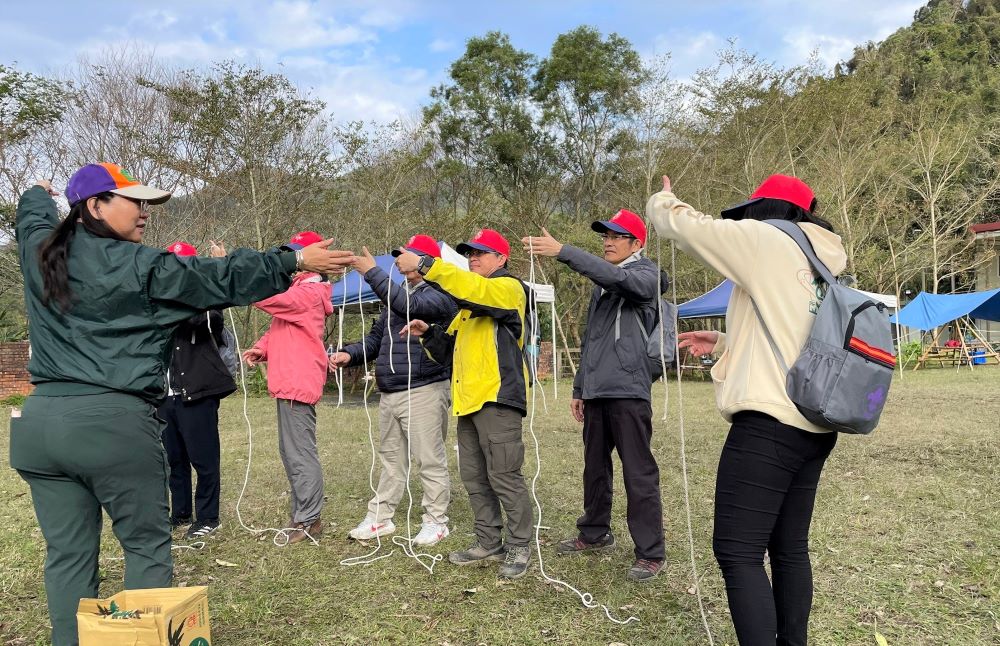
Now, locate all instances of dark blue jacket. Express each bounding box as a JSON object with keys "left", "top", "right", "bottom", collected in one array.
[{"left": 341, "top": 266, "right": 457, "bottom": 393}]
